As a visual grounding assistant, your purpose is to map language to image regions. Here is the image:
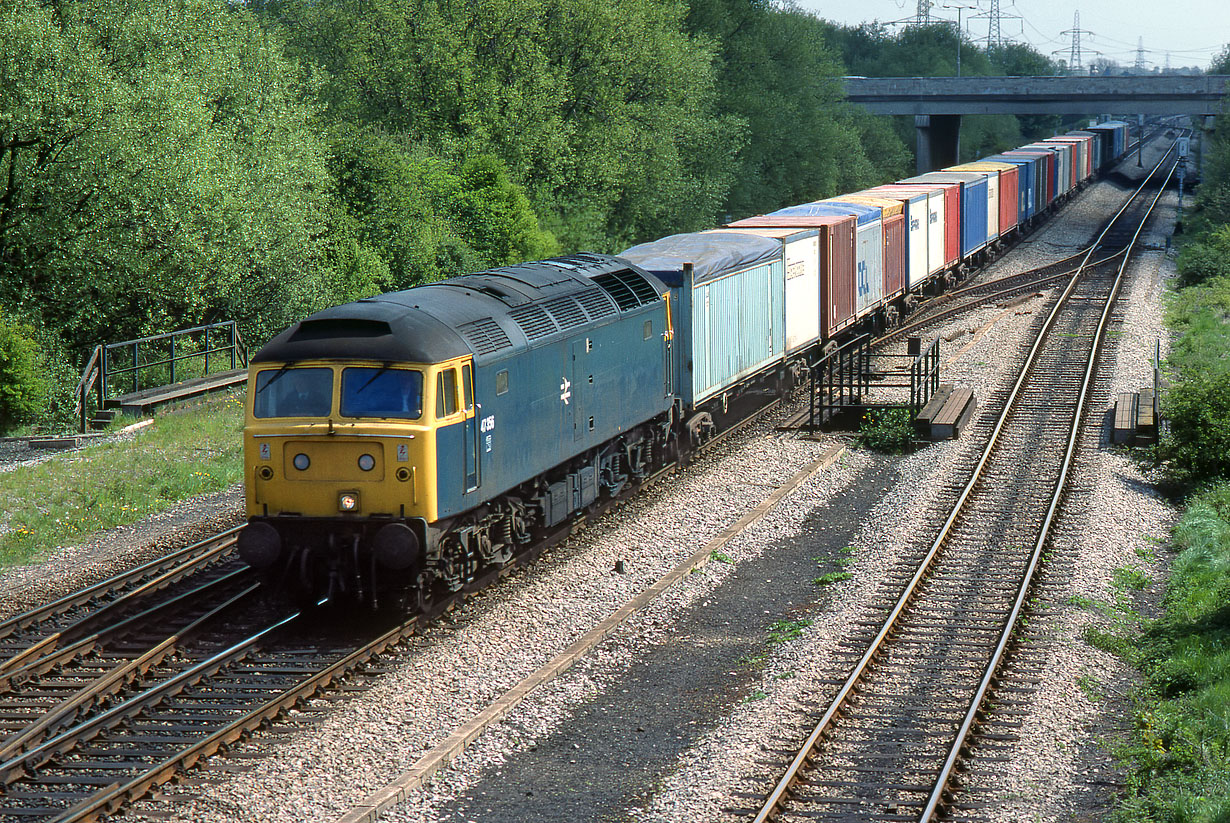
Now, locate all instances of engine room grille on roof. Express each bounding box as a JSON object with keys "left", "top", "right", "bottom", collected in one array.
[
  {"left": 575, "top": 288, "right": 617, "bottom": 320},
  {"left": 507, "top": 304, "right": 559, "bottom": 340},
  {"left": 542, "top": 296, "right": 588, "bottom": 330},
  {"left": 592, "top": 270, "right": 660, "bottom": 311},
  {"left": 457, "top": 318, "right": 512, "bottom": 355}
]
